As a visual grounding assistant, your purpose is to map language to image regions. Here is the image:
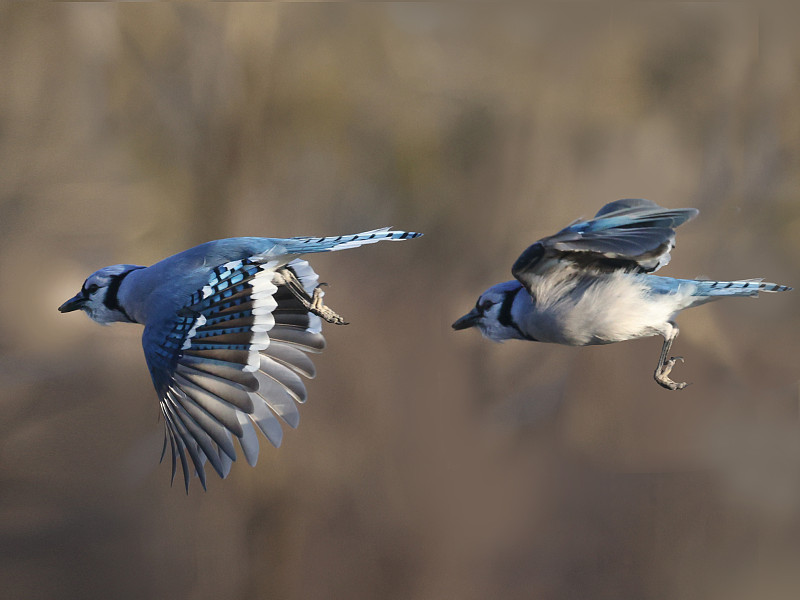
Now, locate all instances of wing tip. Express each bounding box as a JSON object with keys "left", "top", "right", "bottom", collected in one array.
[{"left": 511, "top": 242, "right": 545, "bottom": 280}]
